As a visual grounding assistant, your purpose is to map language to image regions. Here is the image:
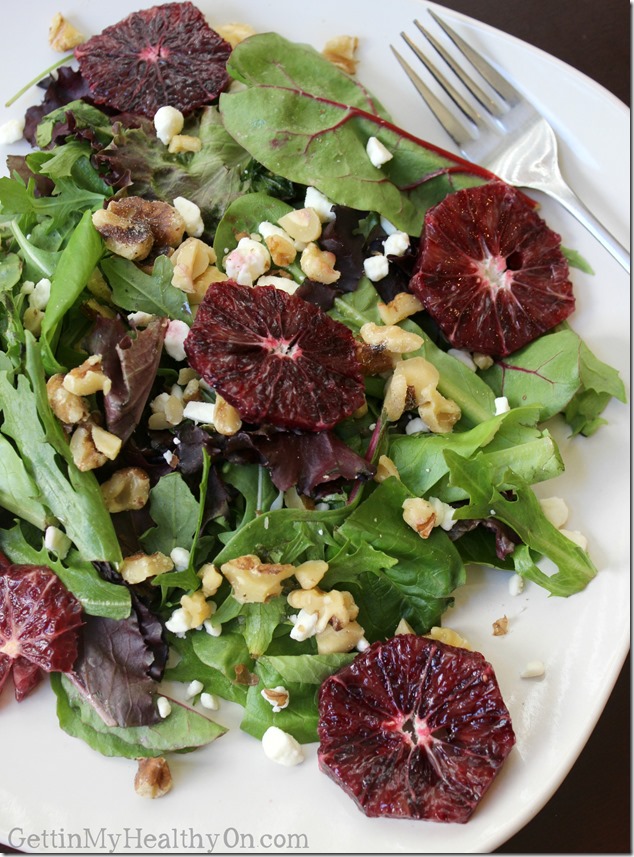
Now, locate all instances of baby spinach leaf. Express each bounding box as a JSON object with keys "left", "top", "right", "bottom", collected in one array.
[
  {"left": 0, "top": 521, "right": 130, "bottom": 619},
  {"left": 445, "top": 450, "right": 596, "bottom": 595},
  {"left": 163, "top": 632, "right": 247, "bottom": 705},
  {"left": 390, "top": 406, "right": 563, "bottom": 501},
  {"left": 220, "top": 34, "right": 491, "bottom": 236},
  {"left": 337, "top": 478, "right": 465, "bottom": 636},
  {"left": 240, "top": 653, "right": 354, "bottom": 742},
  {"left": 142, "top": 472, "right": 199, "bottom": 555},
  {"left": 101, "top": 254, "right": 192, "bottom": 323},
  {"left": 52, "top": 674, "right": 225, "bottom": 759},
  {"left": 213, "top": 192, "right": 294, "bottom": 264},
  {"left": 239, "top": 598, "right": 288, "bottom": 658}
]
